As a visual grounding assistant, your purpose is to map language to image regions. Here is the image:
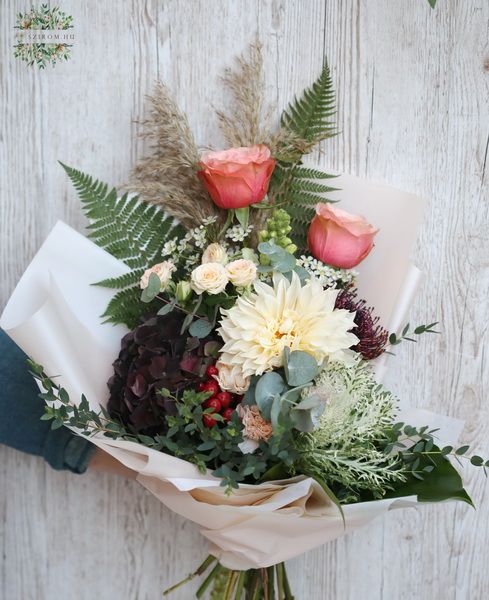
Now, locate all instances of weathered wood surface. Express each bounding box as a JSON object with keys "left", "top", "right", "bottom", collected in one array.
[{"left": 1, "top": 1, "right": 488, "bottom": 598}]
